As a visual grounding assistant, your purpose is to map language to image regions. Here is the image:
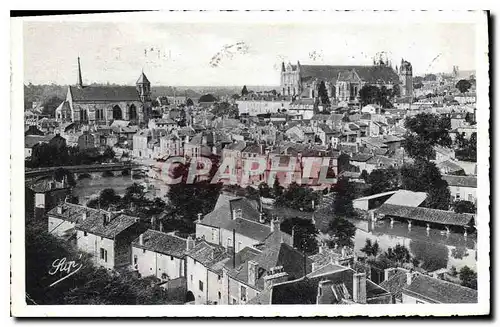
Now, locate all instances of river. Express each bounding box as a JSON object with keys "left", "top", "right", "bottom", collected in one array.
[
  {"left": 73, "top": 172, "right": 477, "bottom": 273},
  {"left": 348, "top": 218, "right": 477, "bottom": 272},
  {"left": 73, "top": 174, "right": 171, "bottom": 205}
]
